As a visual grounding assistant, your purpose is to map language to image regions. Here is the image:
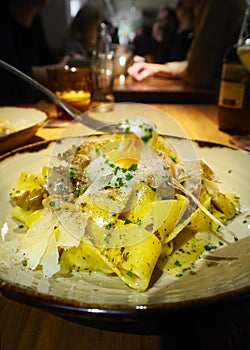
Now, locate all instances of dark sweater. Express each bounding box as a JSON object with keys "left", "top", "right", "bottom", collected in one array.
[{"left": 0, "top": 4, "right": 55, "bottom": 104}]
